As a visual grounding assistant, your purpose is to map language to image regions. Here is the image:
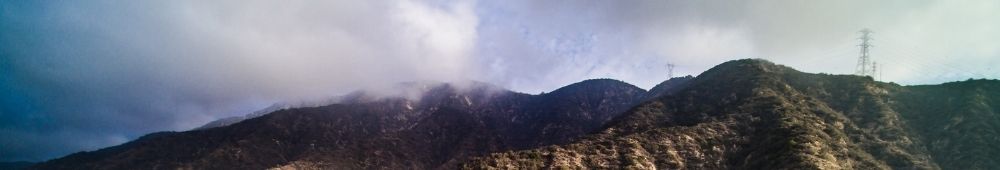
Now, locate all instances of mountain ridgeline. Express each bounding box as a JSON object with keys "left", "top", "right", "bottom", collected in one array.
[
  {"left": 30, "top": 59, "right": 1000, "bottom": 169},
  {"left": 31, "top": 78, "right": 690, "bottom": 169},
  {"left": 464, "top": 59, "right": 1000, "bottom": 169}
]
